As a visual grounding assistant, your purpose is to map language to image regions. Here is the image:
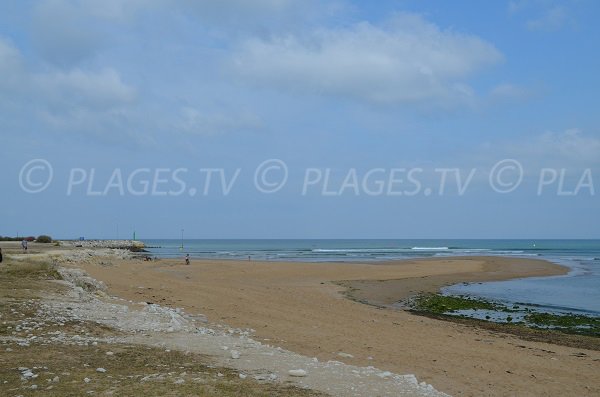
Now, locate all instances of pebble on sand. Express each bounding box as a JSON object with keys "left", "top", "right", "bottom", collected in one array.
[{"left": 288, "top": 369, "right": 307, "bottom": 377}]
